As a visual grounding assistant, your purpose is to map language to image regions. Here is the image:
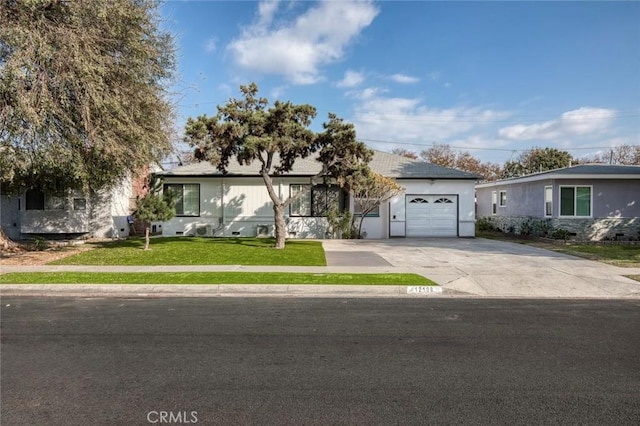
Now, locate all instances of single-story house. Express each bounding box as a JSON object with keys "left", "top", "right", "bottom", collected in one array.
[
  {"left": 155, "top": 150, "right": 479, "bottom": 239},
  {"left": 475, "top": 164, "right": 640, "bottom": 240},
  {"left": 1, "top": 174, "right": 144, "bottom": 241}
]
